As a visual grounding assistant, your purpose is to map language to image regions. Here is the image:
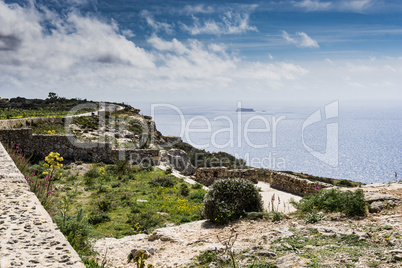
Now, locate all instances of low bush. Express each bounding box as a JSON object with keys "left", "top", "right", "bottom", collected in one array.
[
  {"left": 148, "top": 176, "right": 175, "bottom": 188},
  {"left": 292, "top": 188, "right": 367, "bottom": 217},
  {"left": 53, "top": 209, "right": 92, "bottom": 256},
  {"left": 88, "top": 212, "right": 110, "bottom": 225},
  {"left": 192, "top": 183, "right": 203, "bottom": 189},
  {"left": 203, "top": 178, "right": 263, "bottom": 224},
  {"left": 127, "top": 207, "right": 164, "bottom": 234},
  {"left": 189, "top": 189, "right": 206, "bottom": 202},
  {"left": 179, "top": 183, "right": 190, "bottom": 196}
]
